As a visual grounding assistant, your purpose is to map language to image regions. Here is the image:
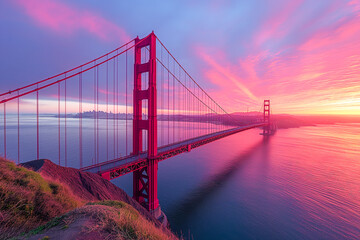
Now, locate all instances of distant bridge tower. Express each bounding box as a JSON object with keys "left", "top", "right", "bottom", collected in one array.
[
  {"left": 263, "top": 100, "right": 271, "bottom": 135},
  {"left": 132, "top": 32, "right": 161, "bottom": 218}
]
